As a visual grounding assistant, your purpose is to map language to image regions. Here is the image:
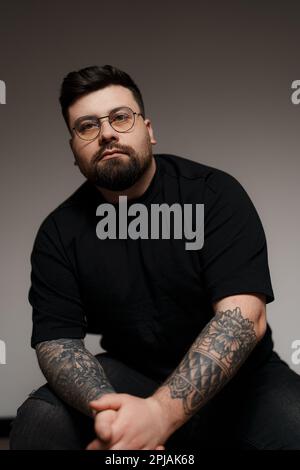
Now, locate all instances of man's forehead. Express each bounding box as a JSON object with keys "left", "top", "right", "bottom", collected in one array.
[{"left": 69, "top": 85, "right": 137, "bottom": 121}]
